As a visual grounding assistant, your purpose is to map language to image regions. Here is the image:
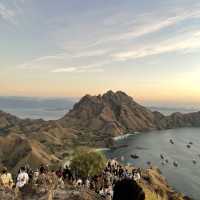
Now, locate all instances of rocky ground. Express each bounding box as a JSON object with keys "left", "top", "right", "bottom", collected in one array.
[{"left": 0, "top": 166, "right": 191, "bottom": 200}]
